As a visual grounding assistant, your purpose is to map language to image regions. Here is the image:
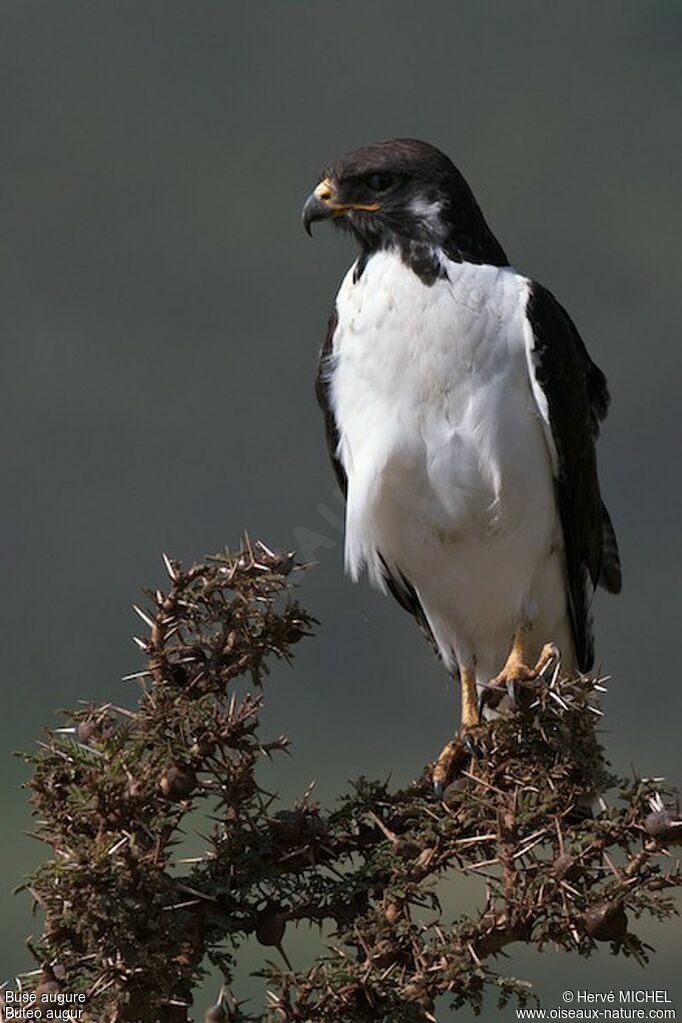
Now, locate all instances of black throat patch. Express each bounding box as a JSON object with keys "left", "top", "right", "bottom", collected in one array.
[{"left": 354, "top": 239, "right": 448, "bottom": 286}]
